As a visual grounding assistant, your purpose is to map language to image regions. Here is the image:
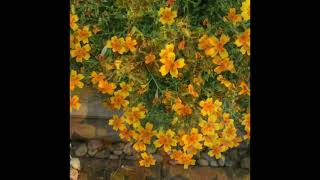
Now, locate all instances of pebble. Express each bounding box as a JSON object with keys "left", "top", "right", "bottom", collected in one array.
[
  {"left": 125, "top": 155, "right": 139, "bottom": 160},
  {"left": 109, "top": 154, "right": 119, "bottom": 160},
  {"left": 198, "top": 159, "right": 209, "bottom": 166},
  {"left": 70, "top": 158, "right": 81, "bottom": 170},
  {"left": 229, "top": 149, "right": 239, "bottom": 161},
  {"left": 123, "top": 143, "right": 133, "bottom": 155},
  {"left": 88, "top": 149, "right": 98, "bottom": 157},
  {"left": 88, "top": 140, "right": 103, "bottom": 151},
  {"left": 96, "top": 128, "right": 107, "bottom": 137},
  {"left": 210, "top": 160, "right": 219, "bottom": 167},
  {"left": 75, "top": 143, "right": 87, "bottom": 157},
  {"left": 113, "top": 150, "right": 123, "bottom": 155},
  {"left": 95, "top": 150, "right": 110, "bottom": 159},
  {"left": 200, "top": 152, "right": 213, "bottom": 162},
  {"left": 153, "top": 154, "right": 163, "bottom": 162},
  {"left": 225, "top": 159, "right": 235, "bottom": 167},
  {"left": 240, "top": 157, "right": 250, "bottom": 169},
  {"left": 218, "top": 158, "right": 225, "bottom": 166}
]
